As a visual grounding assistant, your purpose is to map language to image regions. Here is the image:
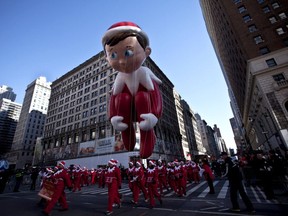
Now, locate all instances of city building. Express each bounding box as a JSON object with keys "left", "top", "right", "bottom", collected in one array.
[
  {"left": 7, "top": 77, "right": 51, "bottom": 169},
  {"left": 0, "top": 85, "right": 16, "bottom": 102},
  {"left": 173, "top": 90, "right": 190, "bottom": 160},
  {"left": 180, "top": 99, "right": 205, "bottom": 159},
  {"left": 0, "top": 98, "right": 22, "bottom": 155},
  {"left": 41, "top": 51, "right": 182, "bottom": 168},
  {"left": 200, "top": 0, "right": 288, "bottom": 153}
]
